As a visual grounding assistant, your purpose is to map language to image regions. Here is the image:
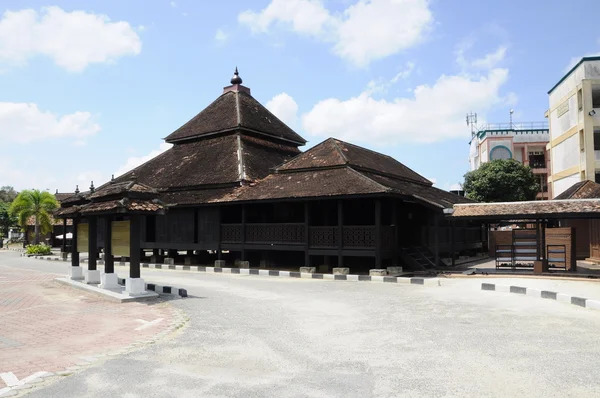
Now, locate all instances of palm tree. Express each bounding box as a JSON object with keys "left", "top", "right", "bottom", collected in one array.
[{"left": 9, "top": 190, "right": 58, "bottom": 245}]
